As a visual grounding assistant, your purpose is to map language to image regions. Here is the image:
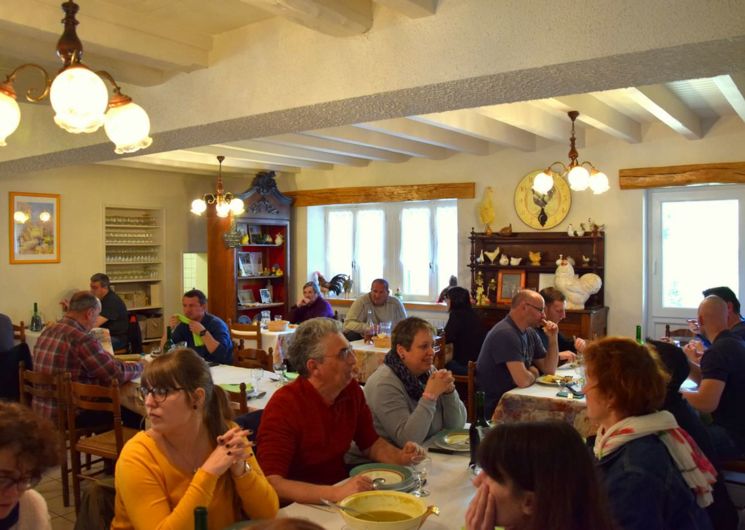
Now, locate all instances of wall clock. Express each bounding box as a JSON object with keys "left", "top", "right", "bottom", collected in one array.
[{"left": 513, "top": 170, "right": 571, "bottom": 230}]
